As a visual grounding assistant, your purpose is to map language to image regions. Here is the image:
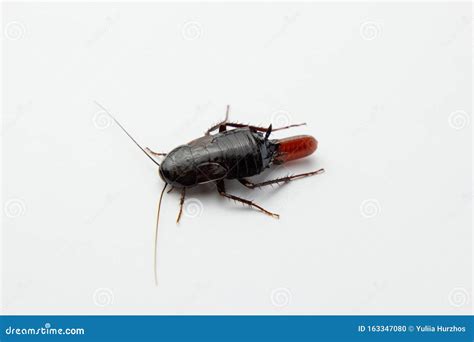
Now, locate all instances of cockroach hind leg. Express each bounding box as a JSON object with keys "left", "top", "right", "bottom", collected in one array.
[
  {"left": 225, "top": 105, "right": 230, "bottom": 121},
  {"left": 217, "top": 180, "right": 279, "bottom": 219},
  {"left": 223, "top": 122, "right": 306, "bottom": 133},
  {"left": 271, "top": 122, "right": 306, "bottom": 132},
  {"left": 205, "top": 105, "right": 230, "bottom": 135},
  {"left": 218, "top": 105, "right": 231, "bottom": 132},
  {"left": 238, "top": 168, "right": 325, "bottom": 189}
]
